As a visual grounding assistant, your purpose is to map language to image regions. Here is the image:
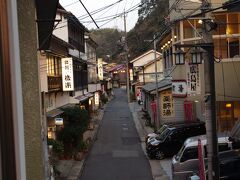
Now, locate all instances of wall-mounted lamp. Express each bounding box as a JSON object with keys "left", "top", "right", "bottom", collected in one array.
[{"left": 190, "top": 48, "right": 203, "bottom": 64}]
